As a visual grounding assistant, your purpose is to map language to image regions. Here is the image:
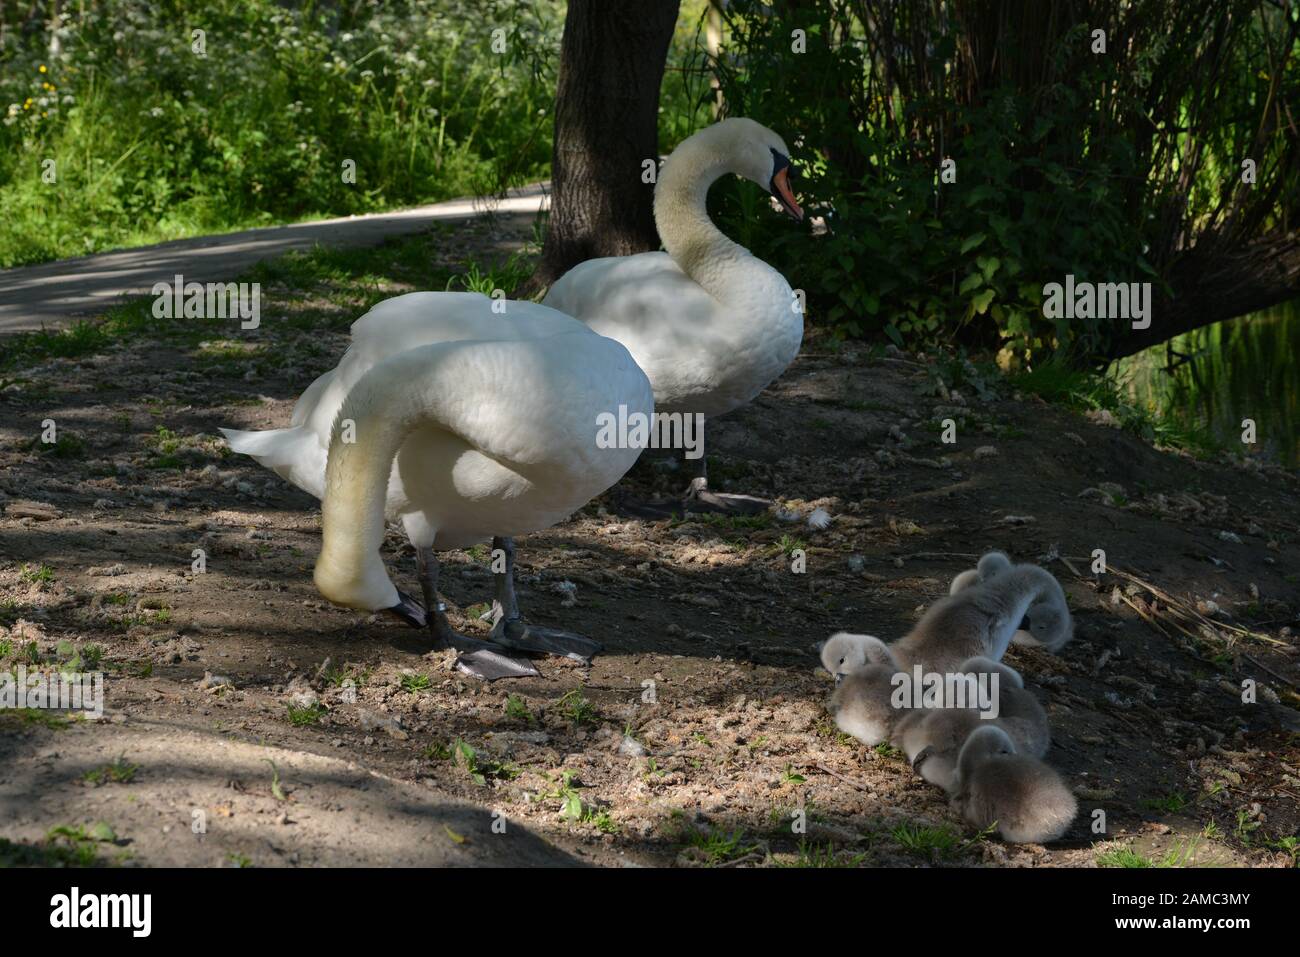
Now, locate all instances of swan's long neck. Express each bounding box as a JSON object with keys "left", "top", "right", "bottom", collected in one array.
[
  {"left": 653, "top": 140, "right": 790, "bottom": 307},
  {"left": 314, "top": 349, "right": 438, "bottom": 611},
  {"left": 984, "top": 566, "right": 1066, "bottom": 659}
]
